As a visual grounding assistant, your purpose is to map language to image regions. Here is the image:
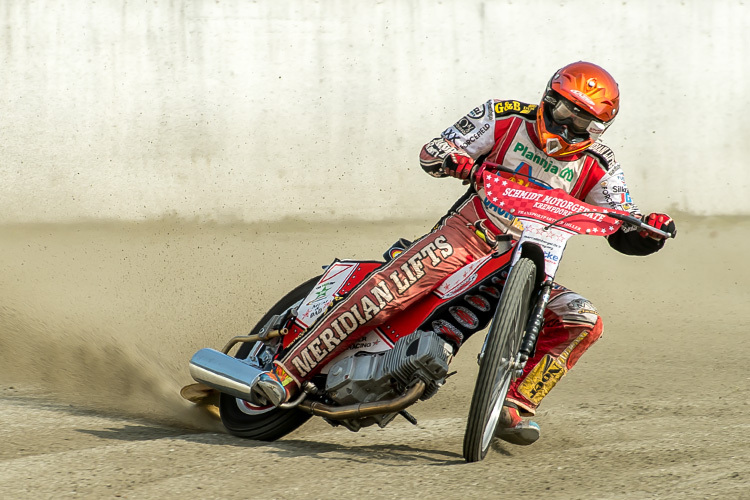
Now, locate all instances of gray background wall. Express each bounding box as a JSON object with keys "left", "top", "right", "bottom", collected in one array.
[{"left": 1, "top": 0, "right": 746, "bottom": 222}]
